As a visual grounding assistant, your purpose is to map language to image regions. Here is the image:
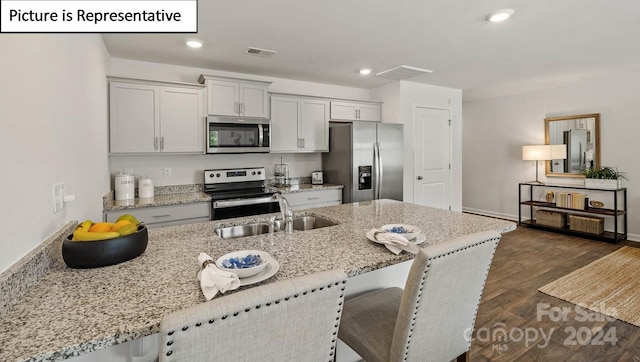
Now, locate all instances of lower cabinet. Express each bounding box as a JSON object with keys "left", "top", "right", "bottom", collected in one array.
[
  {"left": 282, "top": 189, "right": 342, "bottom": 211},
  {"left": 104, "top": 202, "right": 210, "bottom": 228}
]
